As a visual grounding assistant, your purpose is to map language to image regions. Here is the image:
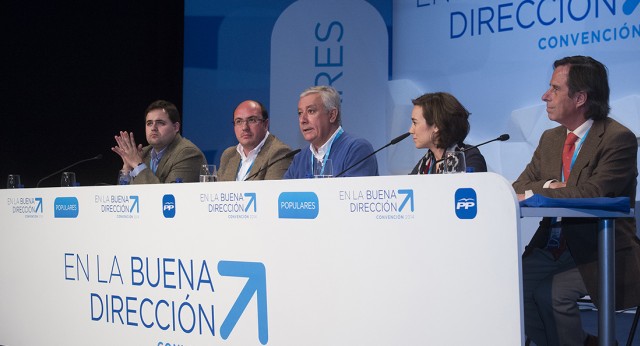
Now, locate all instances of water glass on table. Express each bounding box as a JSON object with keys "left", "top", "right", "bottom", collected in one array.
[
  {"left": 61, "top": 172, "right": 77, "bottom": 187},
  {"left": 199, "top": 164, "right": 217, "bottom": 182},
  {"left": 313, "top": 159, "right": 333, "bottom": 178},
  {"left": 118, "top": 170, "right": 131, "bottom": 185},
  {"left": 7, "top": 174, "right": 21, "bottom": 189}
]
